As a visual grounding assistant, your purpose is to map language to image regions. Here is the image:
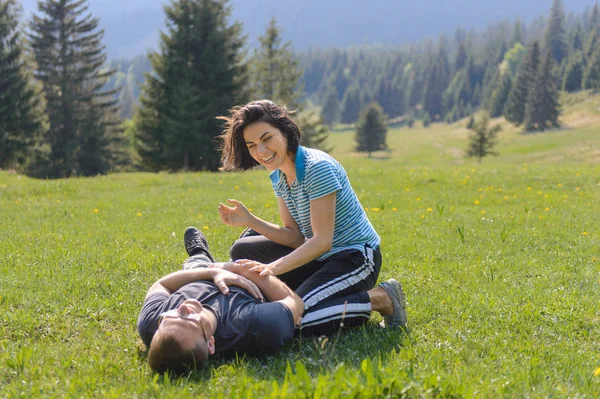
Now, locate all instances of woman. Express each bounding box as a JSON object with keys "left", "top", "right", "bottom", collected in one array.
[{"left": 217, "top": 100, "right": 405, "bottom": 333}]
